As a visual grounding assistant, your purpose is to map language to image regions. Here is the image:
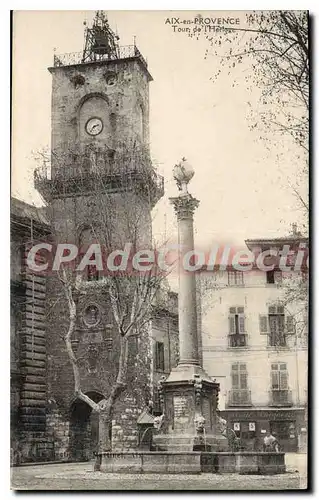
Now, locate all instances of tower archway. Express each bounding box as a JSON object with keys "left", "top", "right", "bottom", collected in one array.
[{"left": 69, "top": 391, "right": 104, "bottom": 461}]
